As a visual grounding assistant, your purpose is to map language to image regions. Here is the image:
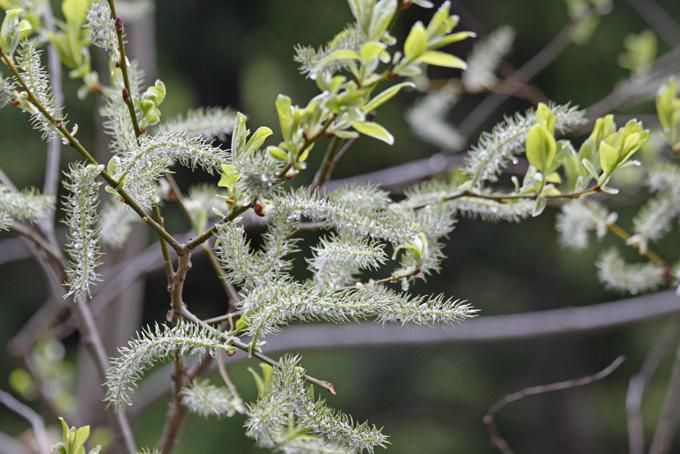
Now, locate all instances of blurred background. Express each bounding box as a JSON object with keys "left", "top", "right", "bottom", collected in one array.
[{"left": 3, "top": 0, "right": 680, "bottom": 452}]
